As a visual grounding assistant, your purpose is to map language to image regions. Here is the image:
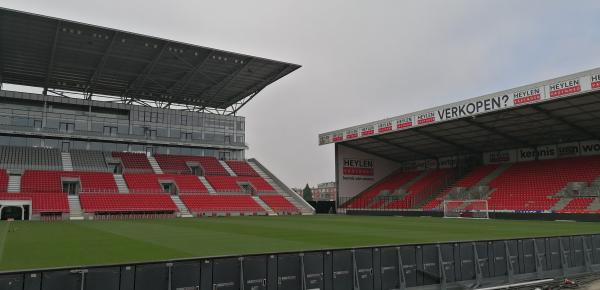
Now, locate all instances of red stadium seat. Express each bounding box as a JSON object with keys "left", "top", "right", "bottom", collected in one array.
[
  {"left": 343, "top": 171, "right": 421, "bottom": 208},
  {"left": 112, "top": 152, "right": 153, "bottom": 172},
  {"left": 423, "top": 164, "right": 499, "bottom": 210},
  {"left": 0, "top": 192, "right": 69, "bottom": 214},
  {"left": 225, "top": 160, "right": 259, "bottom": 176},
  {"left": 79, "top": 193, "right": 177, "bottom": 213},
  {"left": 205, "top": 176, "right": 274, "bottom": 192},
  {"left": 0, "top": 170, "right": 7, "bottom": 192},
  {"left": 154, "top": 154, "right": 229, "bottom": 175},
  {"left": 123, "top": 173, "right": 208, "bottom": 194},
  {"left": 179, "top": 194, "right": 264, "bottom": 214},
  {"left": 557, "top": 197, "right": 596, "bottom": 214},
  {"left": 21, "top": 170, "right": 118, "bottom": 193},
  {"left": 487, "top": 156, "right": 600, "bottom": 211},
  {"left": 386, "top": 169, "right": 455, "bottom": 209},
  {"left": 259, "top": 195, "right": 299, "bottom": 214}
]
